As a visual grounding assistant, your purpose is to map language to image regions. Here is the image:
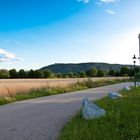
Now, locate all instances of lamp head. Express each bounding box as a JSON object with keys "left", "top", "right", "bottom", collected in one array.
[
  {"left": 133, "top": 60, "right": 136, "bottom": 64},
  {"left": 133, "top": 54, "right": 137, "bottom": 59}
]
